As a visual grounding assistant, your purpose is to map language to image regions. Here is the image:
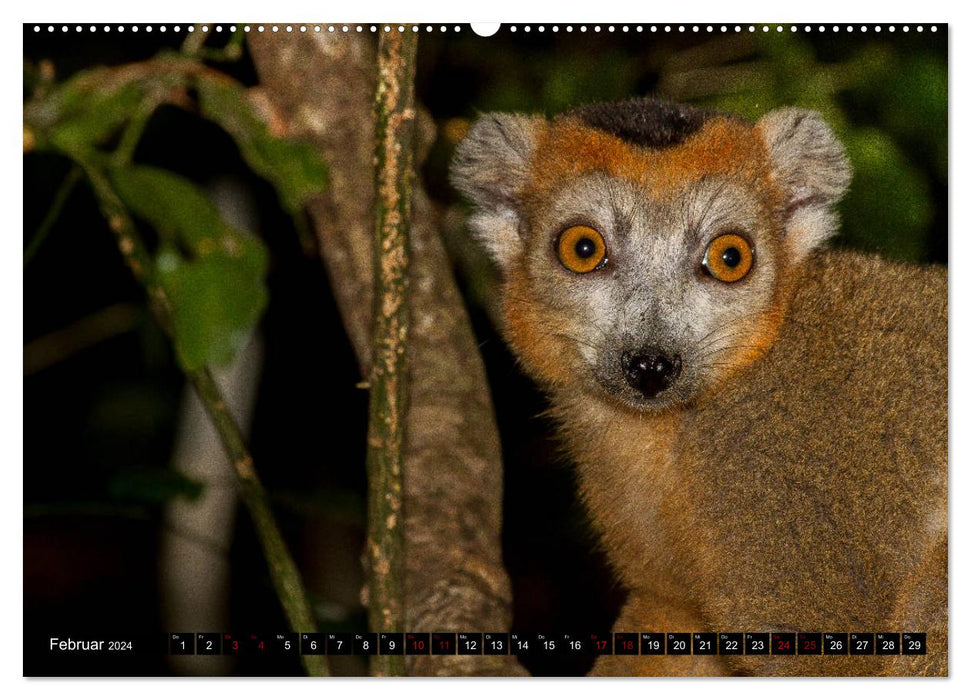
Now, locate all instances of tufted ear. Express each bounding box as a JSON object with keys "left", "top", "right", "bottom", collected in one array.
[
  {"left": 757, "top": 108, "right": 852, "bottom": 264},
  {"left": 449, "top": 112, "right": 544, "bottom": 271}
]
